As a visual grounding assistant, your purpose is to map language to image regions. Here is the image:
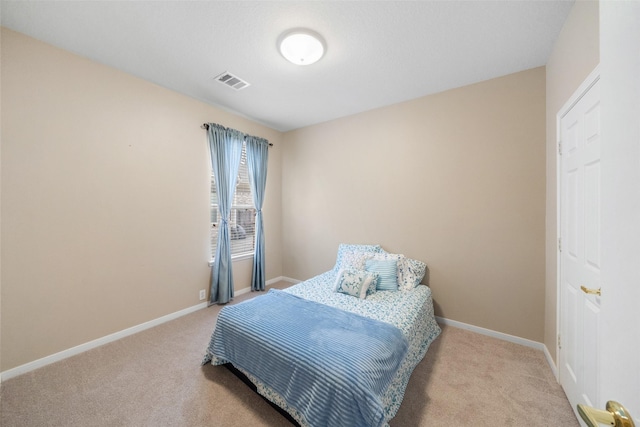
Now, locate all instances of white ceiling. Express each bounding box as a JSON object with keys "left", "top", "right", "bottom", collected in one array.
[{"left": 0, "top": 1, "right": 574, "bottom": 132}]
